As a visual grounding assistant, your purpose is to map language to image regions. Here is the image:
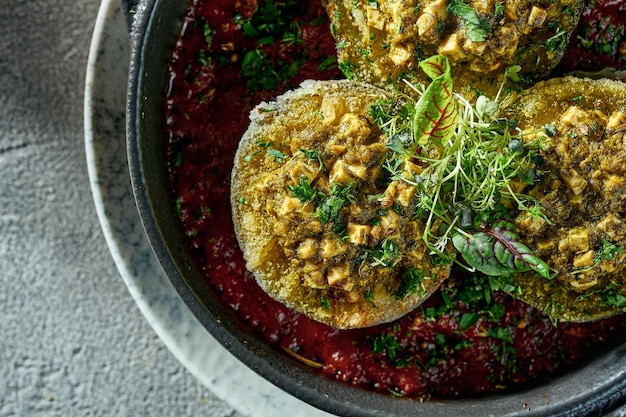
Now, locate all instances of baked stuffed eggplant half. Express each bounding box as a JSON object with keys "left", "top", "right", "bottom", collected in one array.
[
  {"left": 498, "top": 76, "right": 626, "bottom": 322},
  {"left": 326, "top": 0, "right": 583, "bottom": 97},
  {"left": 231, "top": 79, "right": 453, "bottom": 329}
]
